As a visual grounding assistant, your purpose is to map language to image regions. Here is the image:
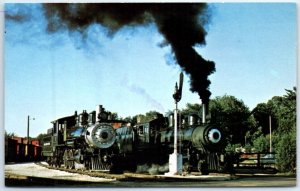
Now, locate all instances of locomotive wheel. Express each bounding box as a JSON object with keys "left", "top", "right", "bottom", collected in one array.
[
  {"left": 109, "top": 159, "right": 124, "bottom": 174},
  {"left": 50, "top": 157, "right": 55, "bottom": 167},
  {"left": 47, "top": 157, "right": 53, "bottom": 166},
  {"left": 63, "top": 149, "right": 74, "bottom": 169},
  {"left": 54, "top": 156, "right": 62, "bottom": 168},
  {"left": 183, "top": 162, "right": 191, "bottom": 174},
  {"left": 54, "top": 157, "right": 58, "bottom": 167},
  {"left": 197, "top": 160, "right": 209, "bottom": 175}
]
